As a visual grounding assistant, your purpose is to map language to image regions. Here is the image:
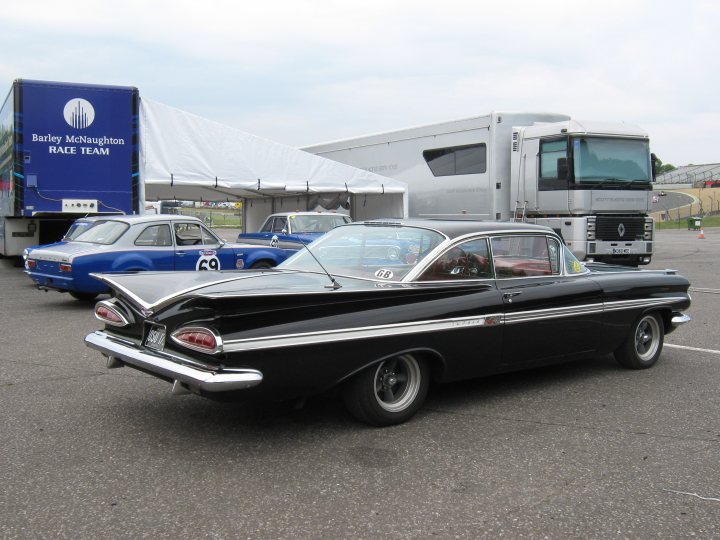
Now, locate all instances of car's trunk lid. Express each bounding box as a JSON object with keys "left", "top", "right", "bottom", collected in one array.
[{"left": 91, "top": 269, "right": 360, "bottom": 312}]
